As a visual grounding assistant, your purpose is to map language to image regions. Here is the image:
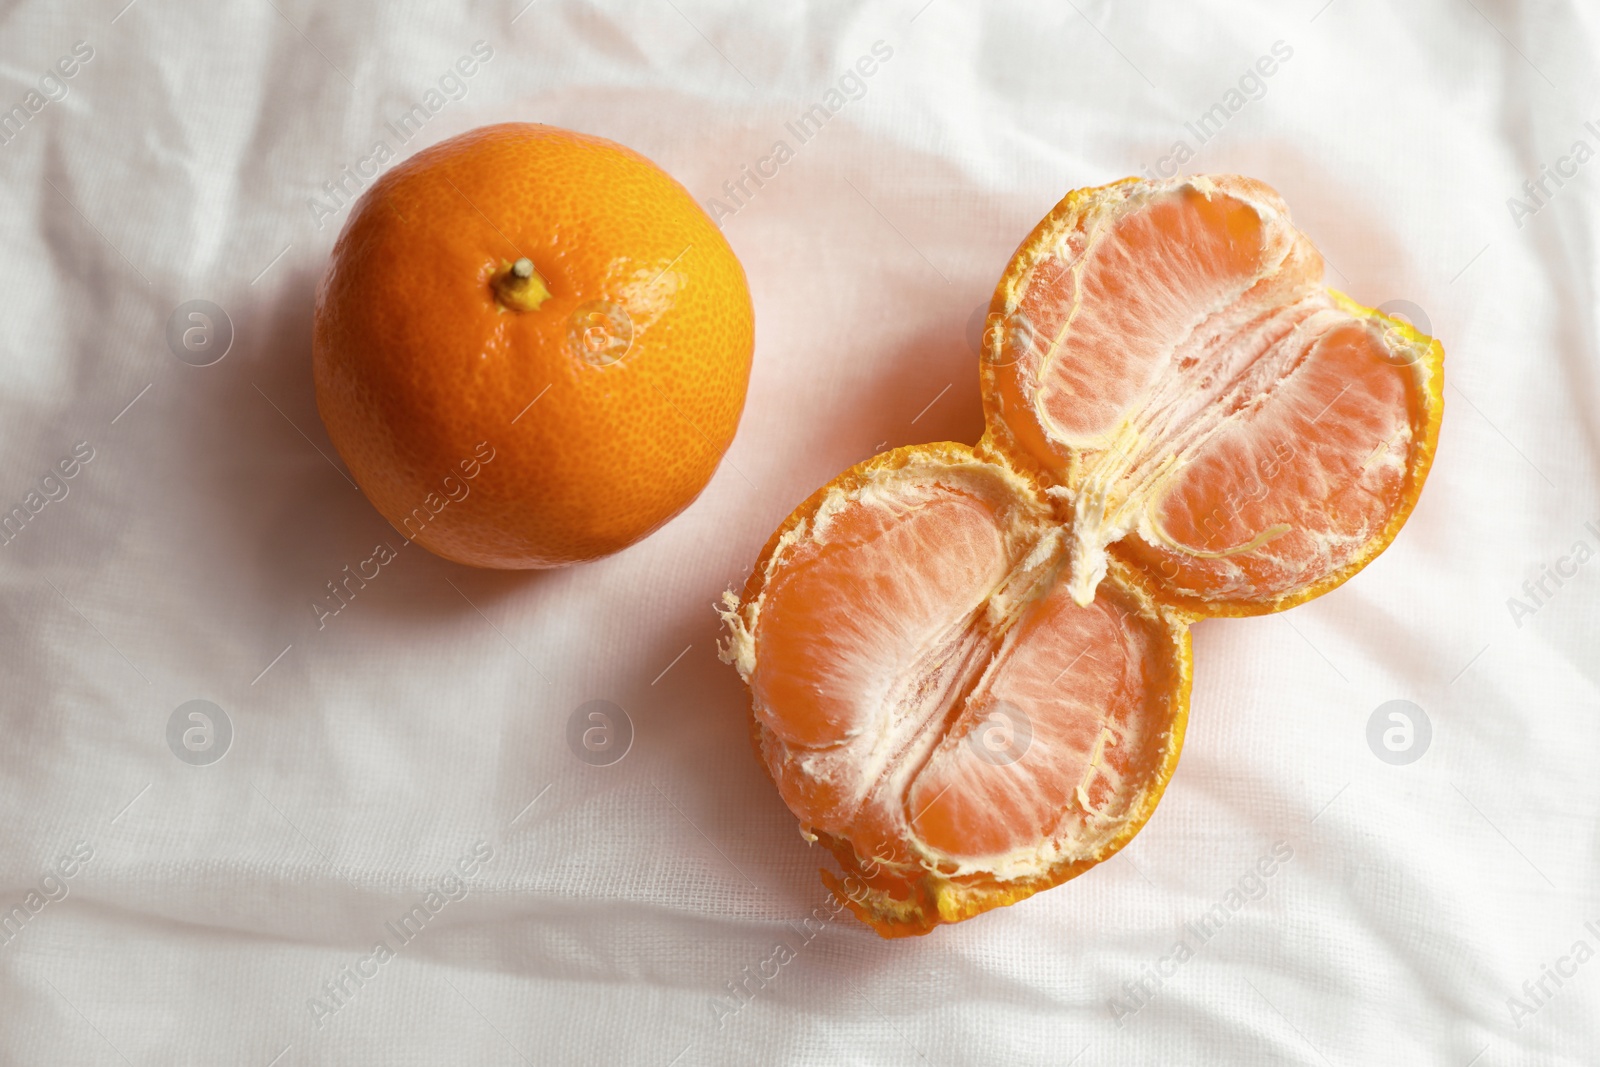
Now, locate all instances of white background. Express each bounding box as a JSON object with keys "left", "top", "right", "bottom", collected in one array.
[{"left": 1, "top": 0, "right": 1596, "bottom": 1063}]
